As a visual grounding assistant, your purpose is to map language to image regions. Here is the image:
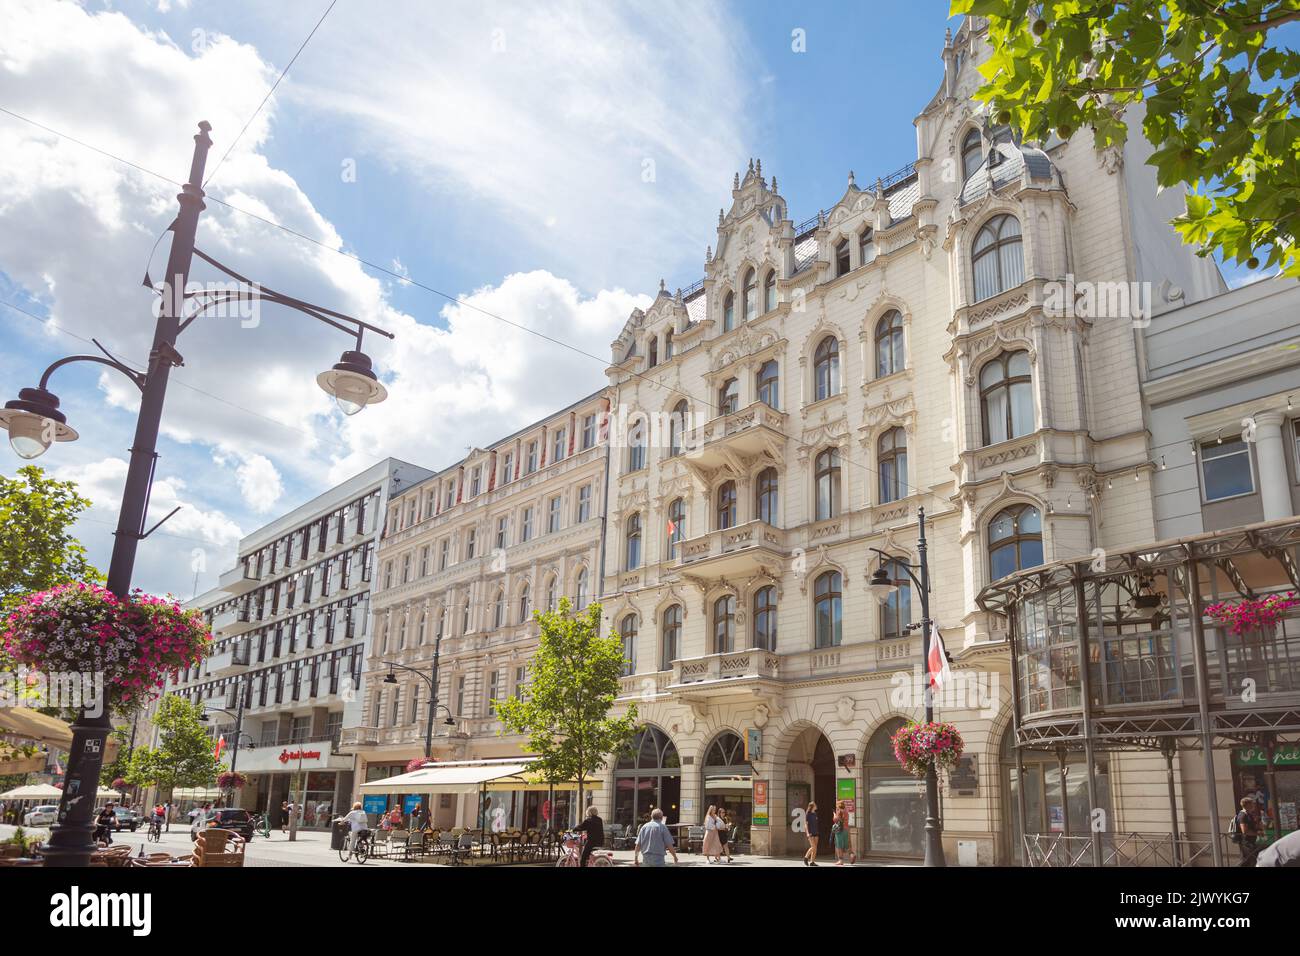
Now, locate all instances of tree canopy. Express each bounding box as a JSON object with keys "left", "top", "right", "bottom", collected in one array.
[
  {"left": 0, "top": 465, "right": 103, "bottom": 612},
  {"left": 953, "top": 1, "right": 1300, "bottom": 277},
  {"left": 124, "top": 694, "right": 220, "bottom": 794}
]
